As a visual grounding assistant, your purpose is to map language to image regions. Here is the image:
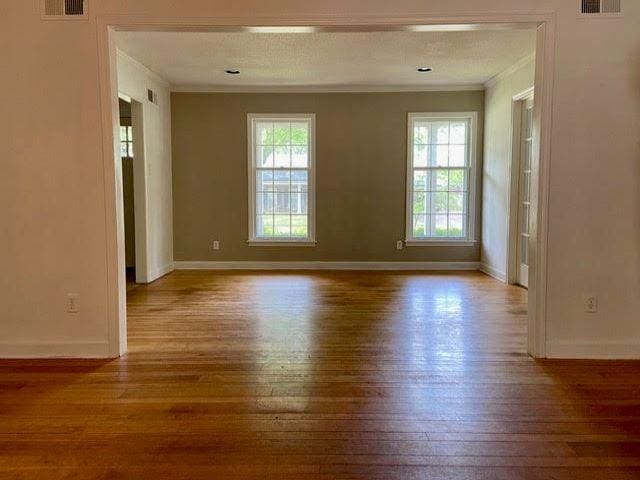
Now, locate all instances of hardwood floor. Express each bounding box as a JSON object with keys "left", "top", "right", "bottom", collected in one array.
[{"left": 2, "top": 271, "right": 640, "bottom": 479}]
